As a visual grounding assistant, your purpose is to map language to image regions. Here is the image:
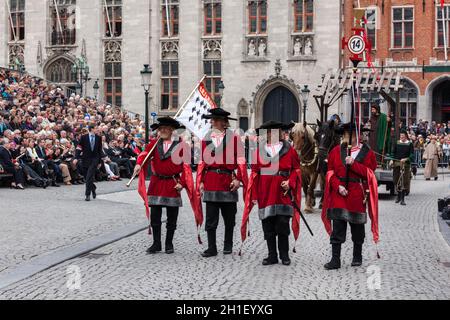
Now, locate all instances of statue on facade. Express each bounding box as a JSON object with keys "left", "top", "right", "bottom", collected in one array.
[
  {"left": 258, "top": 39, "right": 266, "bottom": 57},
  {"left": 293, "top": 37, "right": 302, "bottom": 57},
  {"left": 248, "top": 39, "right": 256, "bottom": 56},
  {"left": 305, "top": 38, "right": 313, "bottom": 56}
]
